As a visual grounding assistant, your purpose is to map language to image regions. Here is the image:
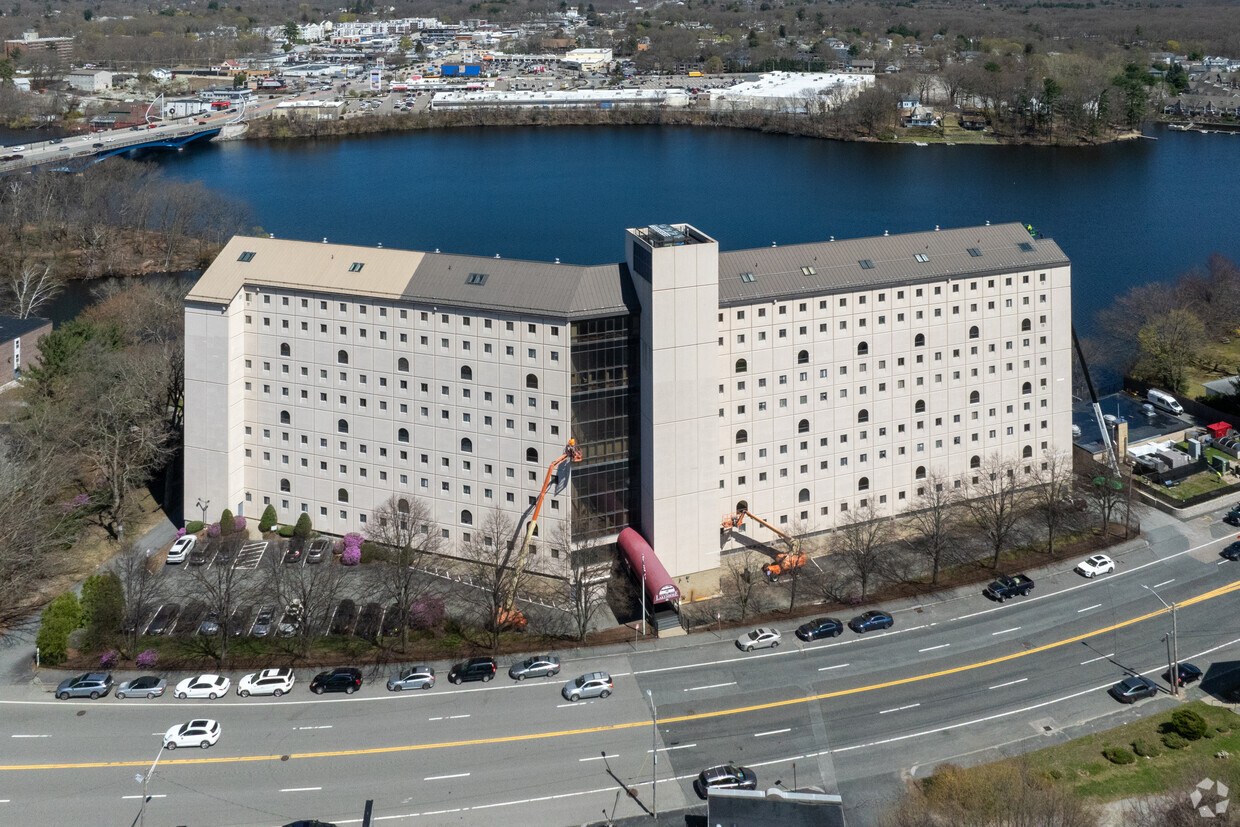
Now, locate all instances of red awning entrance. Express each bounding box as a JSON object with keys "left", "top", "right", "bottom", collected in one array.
[{"left": 617, "top": 527, "right": 681, "bottom": 605}]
